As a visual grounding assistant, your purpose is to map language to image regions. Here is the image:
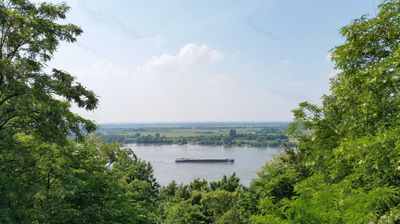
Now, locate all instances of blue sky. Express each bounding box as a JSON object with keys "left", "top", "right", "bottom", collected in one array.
[{"left": 47, "top": 0, "right": 378, "bottom": 123}]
